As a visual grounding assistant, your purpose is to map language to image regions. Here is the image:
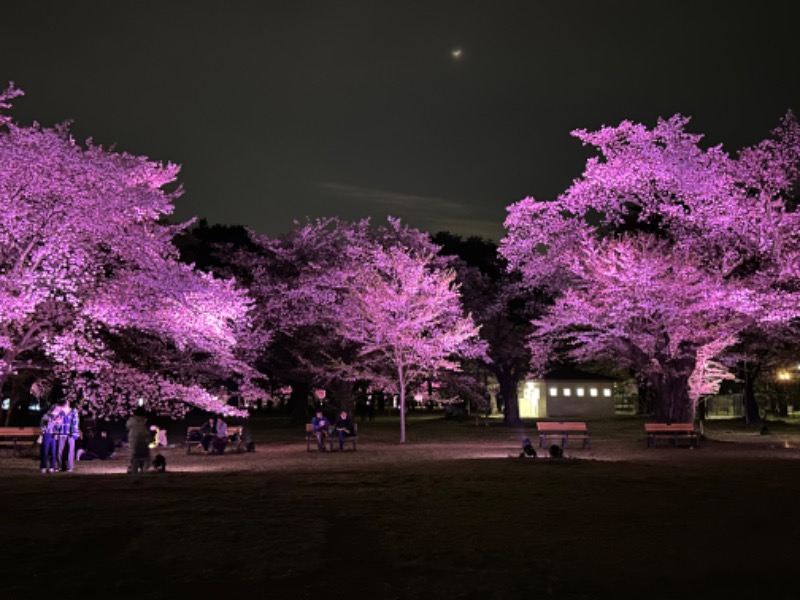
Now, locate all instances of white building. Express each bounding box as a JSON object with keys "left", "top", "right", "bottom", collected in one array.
[{"left": 518, "top": 370, "right": 617, "bottom": 419}]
